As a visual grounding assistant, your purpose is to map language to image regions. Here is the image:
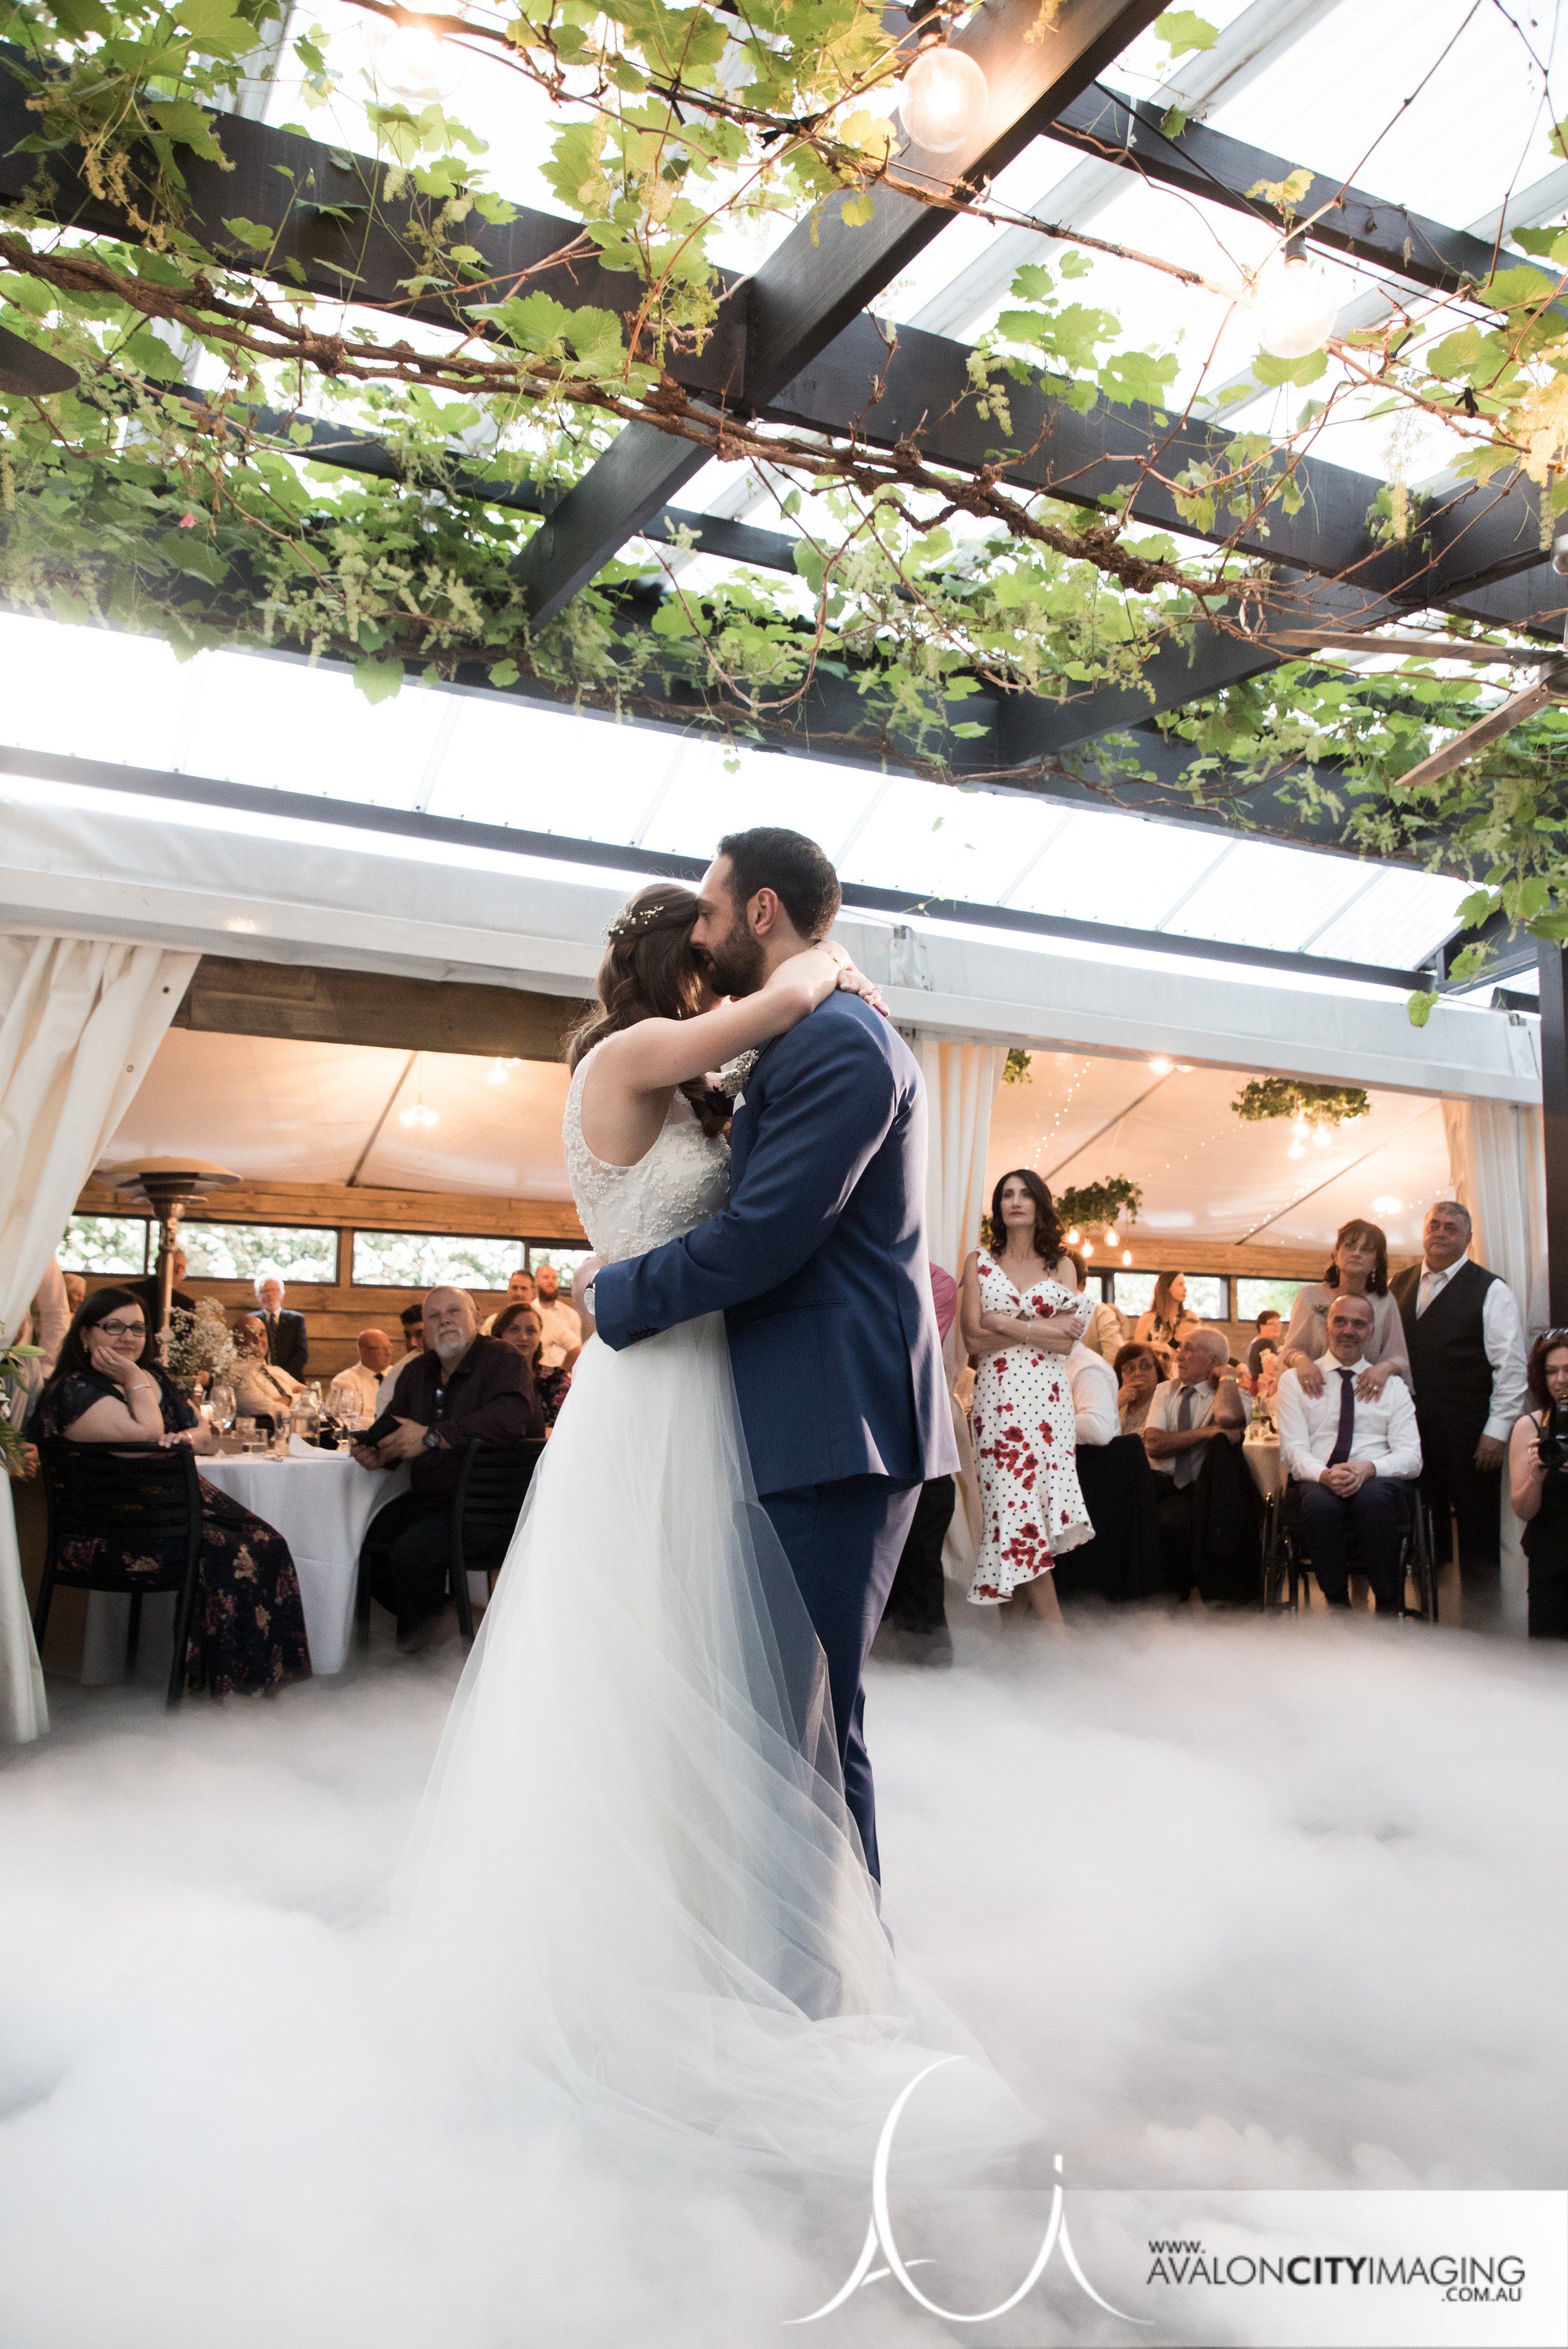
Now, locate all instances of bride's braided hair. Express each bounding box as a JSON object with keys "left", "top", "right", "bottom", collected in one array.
[{"left": 565, "top": 883, "right": 728, "bottom": 1136}]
